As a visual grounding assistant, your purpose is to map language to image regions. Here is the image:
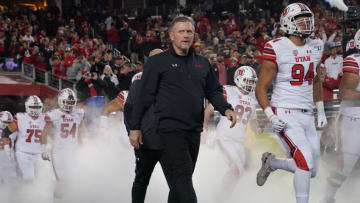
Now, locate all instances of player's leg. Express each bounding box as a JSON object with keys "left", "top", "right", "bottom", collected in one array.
[
  {"left": 15, "top": 151, "right": 36, "bottom": 182},
  {"left": 51, "top": 151, "right": 71, "bottom": 201},
  {"left": 257, "top": 109, "right": 304, "bottom": 186},
  {"left": 321, "top": 116, "right": 360, "bottom": 203},
  {"left": 215, "top": 139, "right": 245, "bottom": 202},
  {"left": 132, "top": 147, "right": 162, "bottom": 203},
  {"left": 306, "top": 116, "right": 320, "bottom": 178},
  {"left": 288, "top": 113, "right": 317, "bottom": 203}
]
